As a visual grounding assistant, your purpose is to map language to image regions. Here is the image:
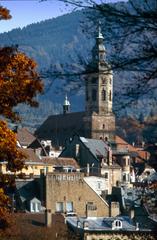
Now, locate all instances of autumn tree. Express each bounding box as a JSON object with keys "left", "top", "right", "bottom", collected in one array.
[{"left": 0, "top": 5, "right": 43, "bottom": 232}]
